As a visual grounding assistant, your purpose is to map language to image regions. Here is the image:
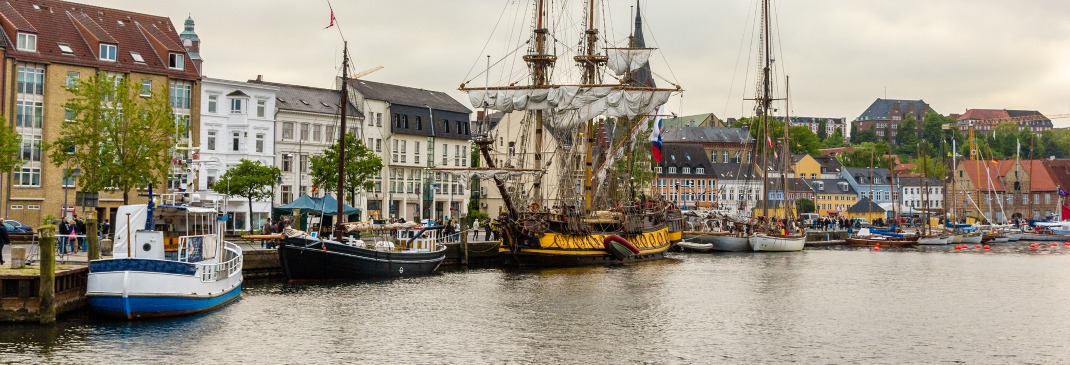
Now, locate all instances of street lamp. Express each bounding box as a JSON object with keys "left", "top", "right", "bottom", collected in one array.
[{"left": 62, "top": 157, "right": 81, "bottom": 220}]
